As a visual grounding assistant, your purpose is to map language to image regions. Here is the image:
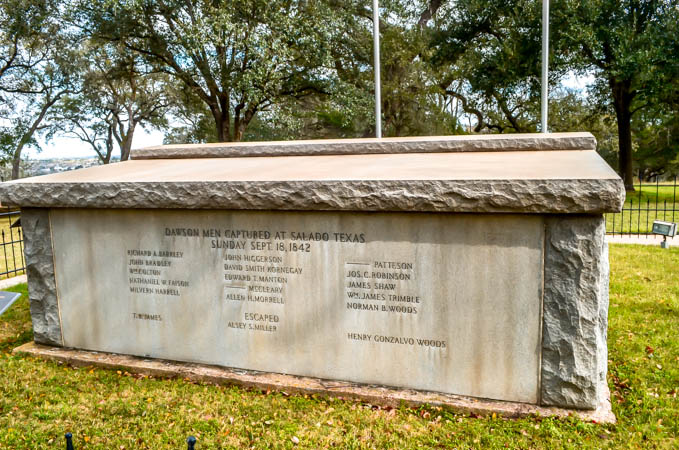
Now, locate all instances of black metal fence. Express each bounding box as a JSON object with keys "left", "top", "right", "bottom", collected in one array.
[
  {"left": 605, "top": 177, "right": 678, "bottom": 238},
  {"left": 0, "top": 207, "right": 24, "bottom": 279}
]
